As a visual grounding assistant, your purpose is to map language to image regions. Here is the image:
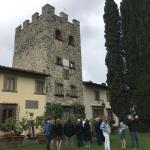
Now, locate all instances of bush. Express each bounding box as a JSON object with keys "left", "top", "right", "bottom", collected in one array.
[
  {"left": 44, "top": 103, "right": 63, "bottom": 119},
  {"left": 1, "top": 117, "right": 28, "bottom": 135},
  {"left": 72, "top": 102, "right": 85, "bottom": 119}
]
